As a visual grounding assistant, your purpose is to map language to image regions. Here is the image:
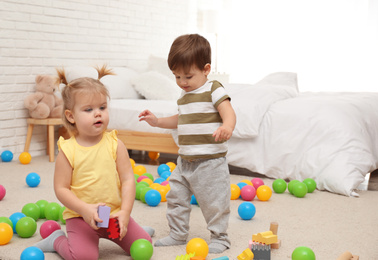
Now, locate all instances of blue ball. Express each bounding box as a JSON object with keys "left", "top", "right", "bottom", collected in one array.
[
  {"left": 160, "top": 171, "right": 171, "bottom": 180},
  {"left": 238, "top": 202, "right": 256, "bottom": 220},
  {"left": 1, "top": 150, "right": 13, "bottom": 162},
  {"left": 9, "top": 212, "right": 26, "bottom": 233},
  {"left": 145, "top": 190, "right": 161, "bottom": 207},
  {"left": 20, "top": 246, "right": 45, "bottom": 260},
  {"left": 157, "top": 164, "right": 170, "bottom": 176},
  {"left": 26, "top": 173, "right": 41, "bottom": 188},
  {"left": 153, "top": 177, "right": 165, "bottom": 184},
  {"left": 190, "top": 195, "right": 198, "bottom": 205}
]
